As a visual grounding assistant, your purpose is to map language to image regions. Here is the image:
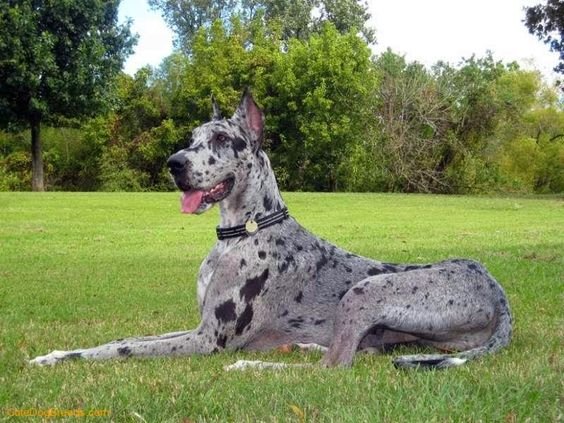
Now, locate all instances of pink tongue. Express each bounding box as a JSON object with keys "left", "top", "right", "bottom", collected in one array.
[{"left": 181, "top": 190, "right": 204, "bottom": 214}]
